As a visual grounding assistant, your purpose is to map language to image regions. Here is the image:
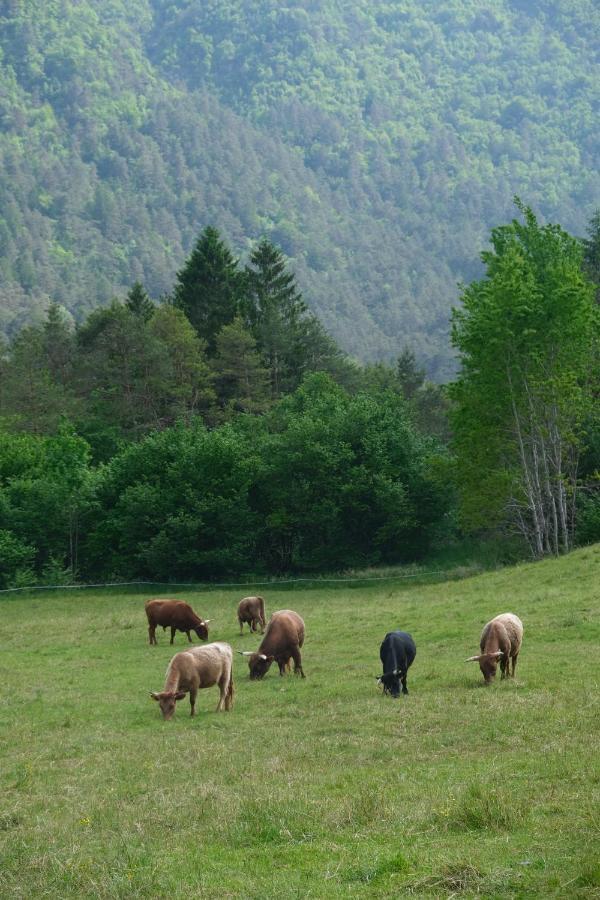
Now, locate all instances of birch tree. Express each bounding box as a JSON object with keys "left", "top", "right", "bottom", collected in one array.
[{"left": 450, "top": 202, "right": 598, "bottom": 557}]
